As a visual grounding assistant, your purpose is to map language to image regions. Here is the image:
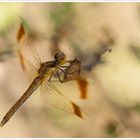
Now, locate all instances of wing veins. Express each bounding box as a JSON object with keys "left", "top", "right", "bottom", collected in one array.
[{"left": 40, "top": 79, "right": 85, "bottom": 119}]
